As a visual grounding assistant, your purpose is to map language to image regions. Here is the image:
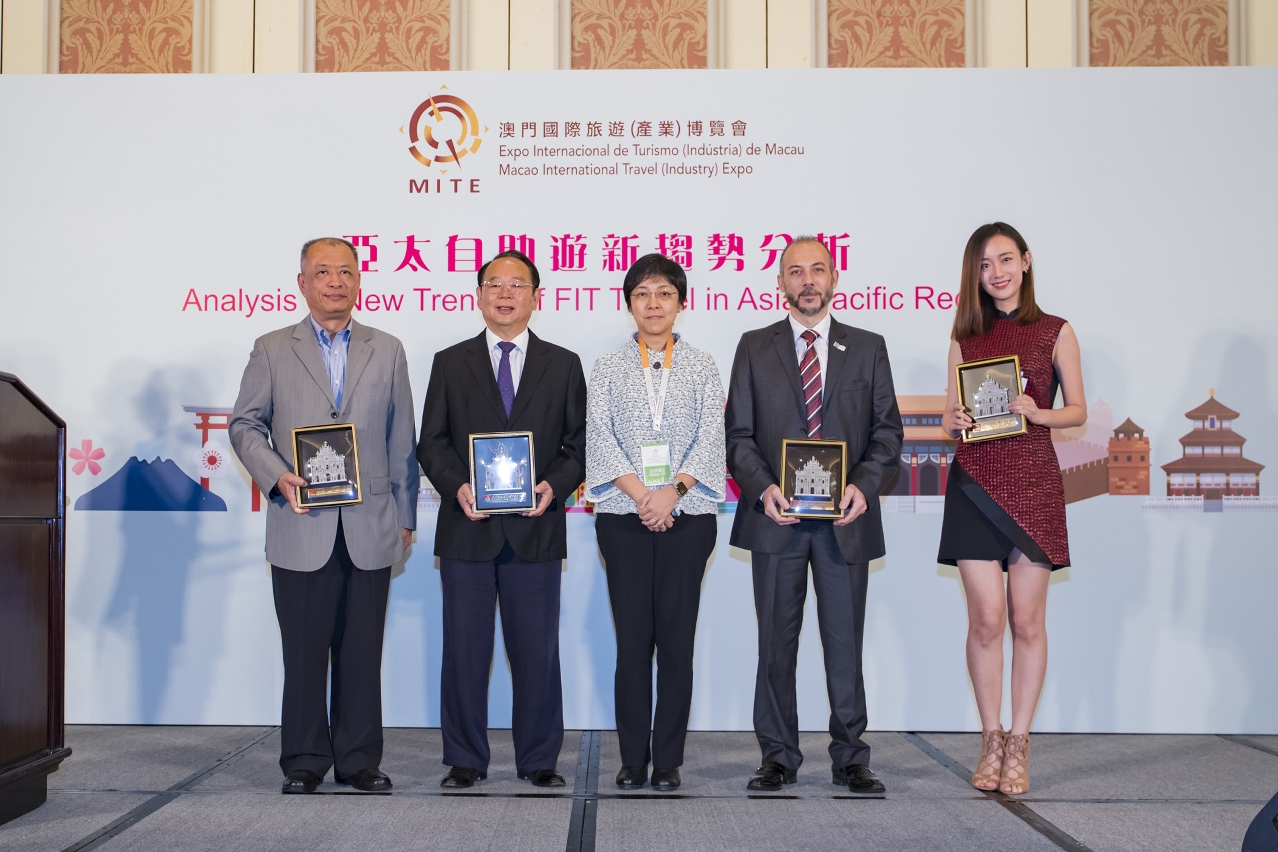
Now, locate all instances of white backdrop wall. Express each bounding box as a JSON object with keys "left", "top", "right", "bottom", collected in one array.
[{"left": 1, "top": 69, "right": 1275, "bottom": 733}]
